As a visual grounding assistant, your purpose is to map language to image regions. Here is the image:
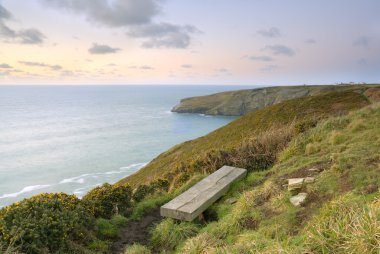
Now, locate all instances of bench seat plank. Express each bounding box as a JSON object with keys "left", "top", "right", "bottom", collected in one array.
[{"left": 160, "top": 166, "right": 247, "bottom": 221}]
